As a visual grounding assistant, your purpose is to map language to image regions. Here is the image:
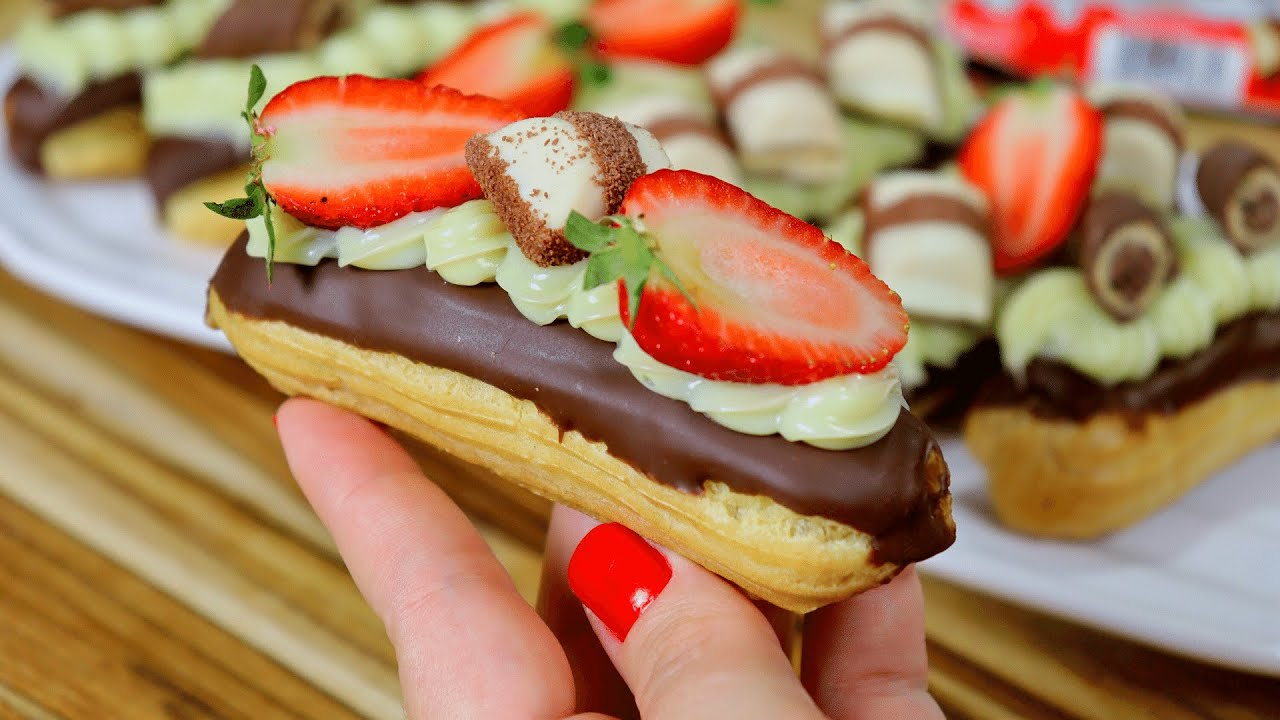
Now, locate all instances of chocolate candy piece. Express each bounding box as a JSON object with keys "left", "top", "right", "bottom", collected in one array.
[
  {"left": 1088, "top": 85, "right": 1184, "bottom": 210},
  {"left": 705, "top": 47, "right": 846, "bottom": 185},
  {"left": 1249, "top": 20, "right": 1280, "bottom": 78},
  {"left": 195, "top": 0, "right": 353, "bottom": 60},
  {"left": 821, "top": 3, "right": 944, "bottom": 135},
  {"left": 1196, "top": 141, "right": 1280, "bottom": 255},
  {"left": 1079, "top": 193, "right": 1177, "bottom": 322},
  {"left": 596, "top": 95, "right": 742, "bottom": 185},
  {"left": 861, "top": 171, "right": 993, "bottom": 325}
]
